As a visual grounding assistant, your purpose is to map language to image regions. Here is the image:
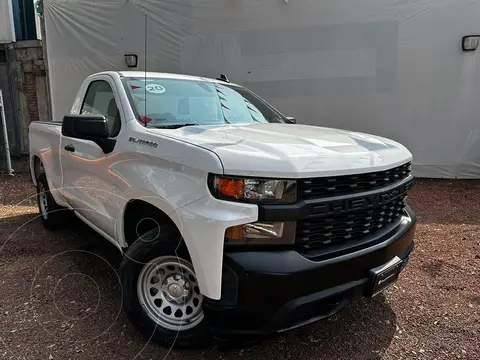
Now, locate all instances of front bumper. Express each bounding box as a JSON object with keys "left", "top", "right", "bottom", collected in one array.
[{"left": 203, "top": 207, "right": 416, "bottom": 340}]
